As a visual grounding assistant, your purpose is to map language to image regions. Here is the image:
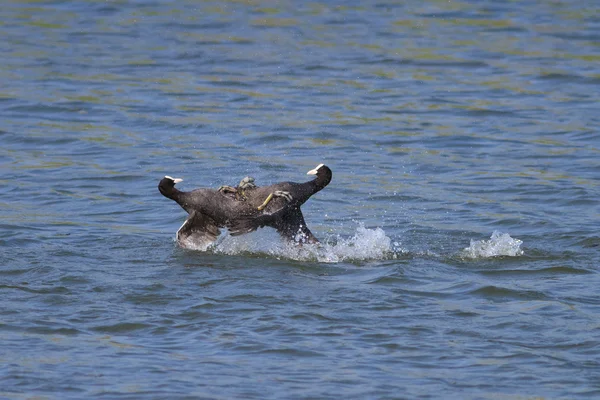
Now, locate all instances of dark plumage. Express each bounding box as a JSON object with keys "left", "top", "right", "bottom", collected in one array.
[
  {"left": 218, "top": 176, "right": 257, "bottom": 201},
  {"left": 158, "top": 164, "right": 332, "bottom": 248},
  {"left": 229, "top": 164, "right": 332, "bottom": 243}
]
